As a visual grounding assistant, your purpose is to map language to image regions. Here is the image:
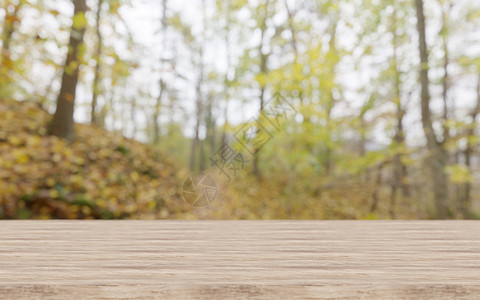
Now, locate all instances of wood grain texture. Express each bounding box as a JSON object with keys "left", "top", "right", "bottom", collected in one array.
[{"left": 0, "top": 221, "right": 479, "bottom": 299}]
